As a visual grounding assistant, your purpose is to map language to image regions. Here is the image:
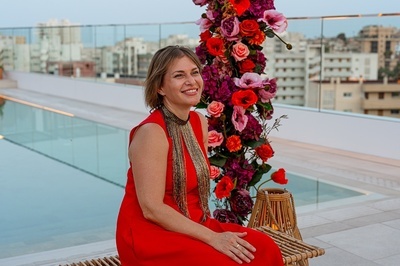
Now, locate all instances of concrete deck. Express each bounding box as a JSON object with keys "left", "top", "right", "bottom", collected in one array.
[{"left": 1, "top": 87, "right": 400, "bottom": 266}]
